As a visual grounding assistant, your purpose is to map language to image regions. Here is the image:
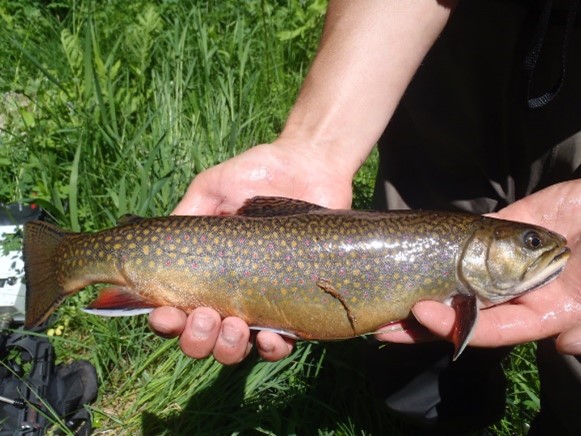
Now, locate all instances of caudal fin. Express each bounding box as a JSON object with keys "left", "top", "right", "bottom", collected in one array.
[{"left": 23, "top": 221, "right": 71, "bottom": 328}]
